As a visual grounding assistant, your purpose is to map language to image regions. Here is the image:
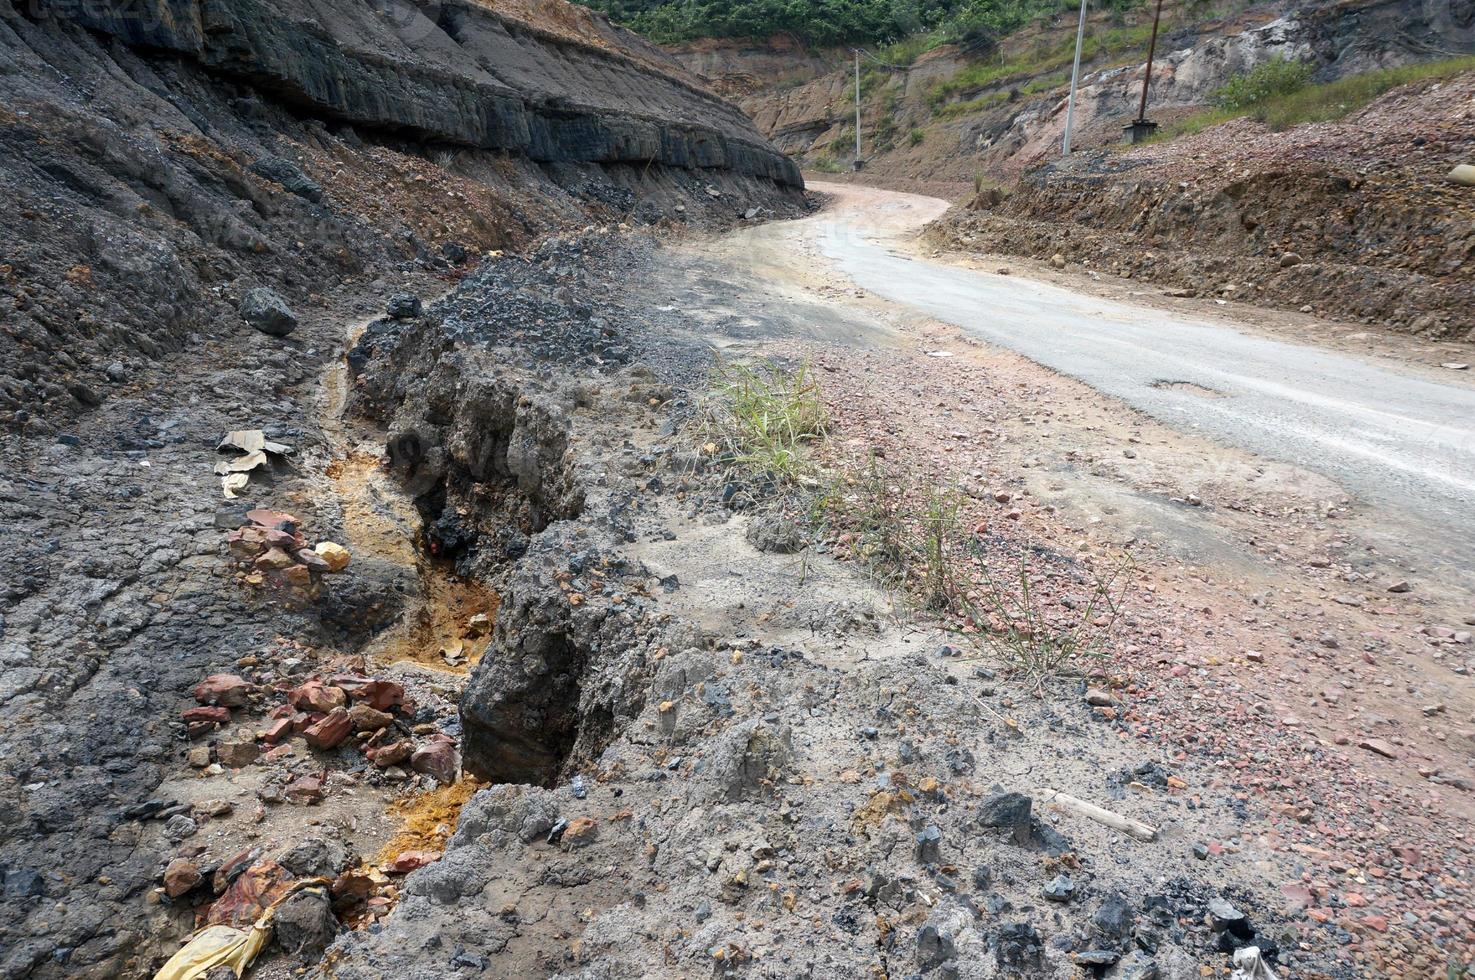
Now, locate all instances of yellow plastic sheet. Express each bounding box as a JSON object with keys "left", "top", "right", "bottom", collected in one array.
[
  {"left": 152, "top": 878, "right": 329, "bottom": 980},
  {"left": 151, "top": 923, "right": 270, "bottom": 980}
]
